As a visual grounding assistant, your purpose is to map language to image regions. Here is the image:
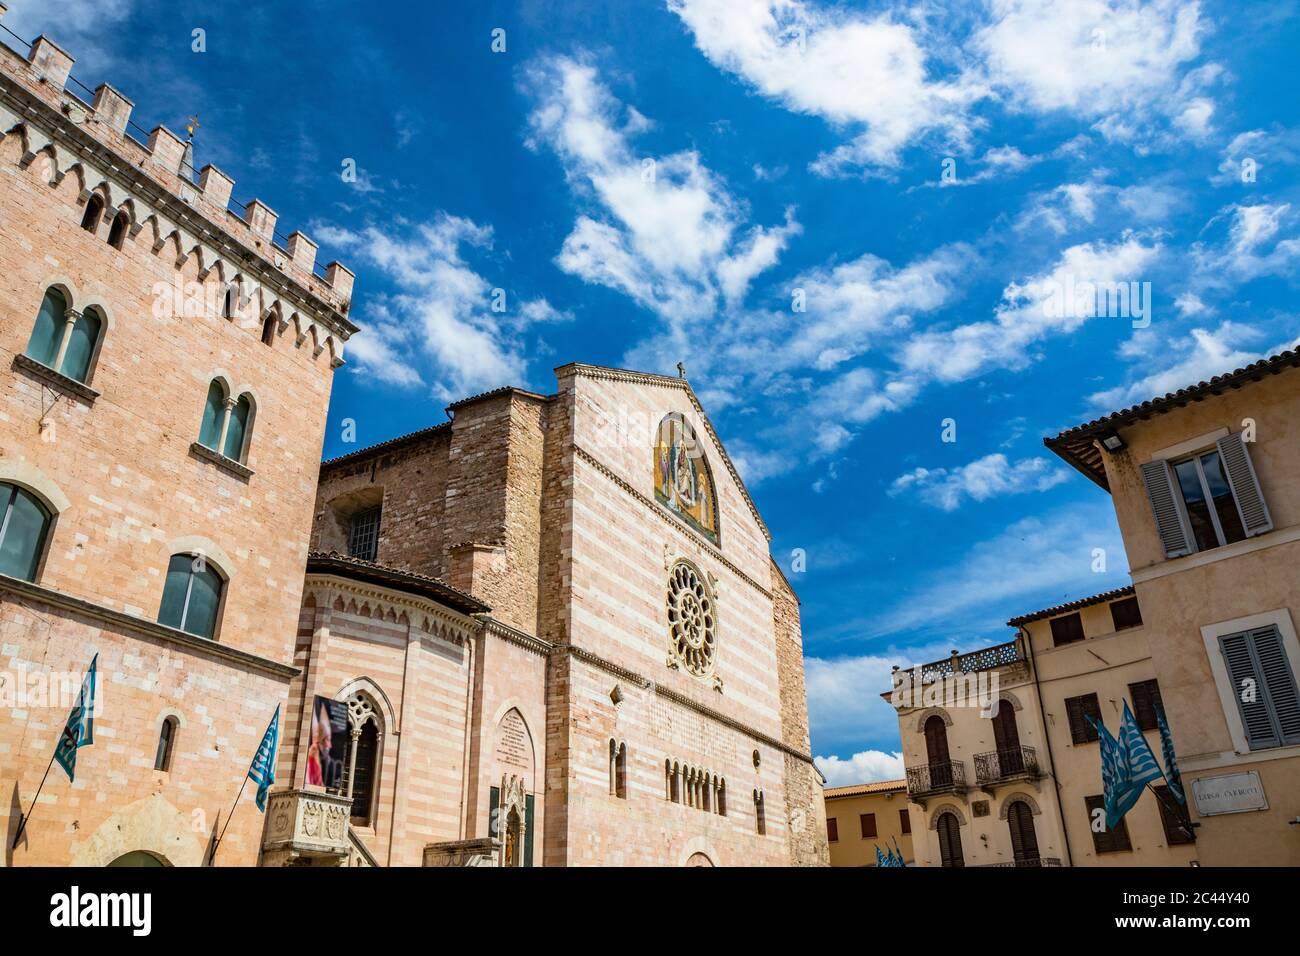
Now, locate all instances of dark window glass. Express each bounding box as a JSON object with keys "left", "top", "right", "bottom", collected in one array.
[
  {"left": 25, "top": 288, "right": 66, "bottom": 368},
  {"left": 59, "top": 308, "right": 101, "bottom": 383},
  {"left": 900, "top": 808, "right": 911, "bottom": 834},
  {"left": 0, "top": 483, "right": 52, "bottom": 581},
  {"left": 1086, "top": 794, "right": 1132, "bottom": 853},
  {"left": 1110, "top": 596, "right": 1143, "bottom": 631},
  {"left": 1199, "top": 451, "right": 1246, "bottom": 545},
  {"left": 154, "top": 718, "right": 176, "bottom": 771},
  {"left": 1154, "top": 786, "right": 1195, "bottom": 845},
  {"left": 348, "top": 720, "right": 379, "bottom": 823},
  {"left": 108, "top": 211, "right": 129, "bottom": 249},
  {"left": 158, "top": 553, "right": 223, "bottom": 639},
  {"left": 348, "top": 507, "right": 382, "bottom": 562},
  {"left": 1050, "top": 612, "right": 1086, "bottom": 646},
  {"left": 1129, "top": 679, "right": 1164, "bottom": 732},
  {"left": 222, "top": 394, "right": 251, "bottom": 462},
  {"left": 198, "top": 381, "right": 225, "bottom": 450},
  {"left": 80, "top": 195, "right": 103, "bottom": 232},
  {"left": 1066, "top": 693, "right": 1103, "bottom": 744}
]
